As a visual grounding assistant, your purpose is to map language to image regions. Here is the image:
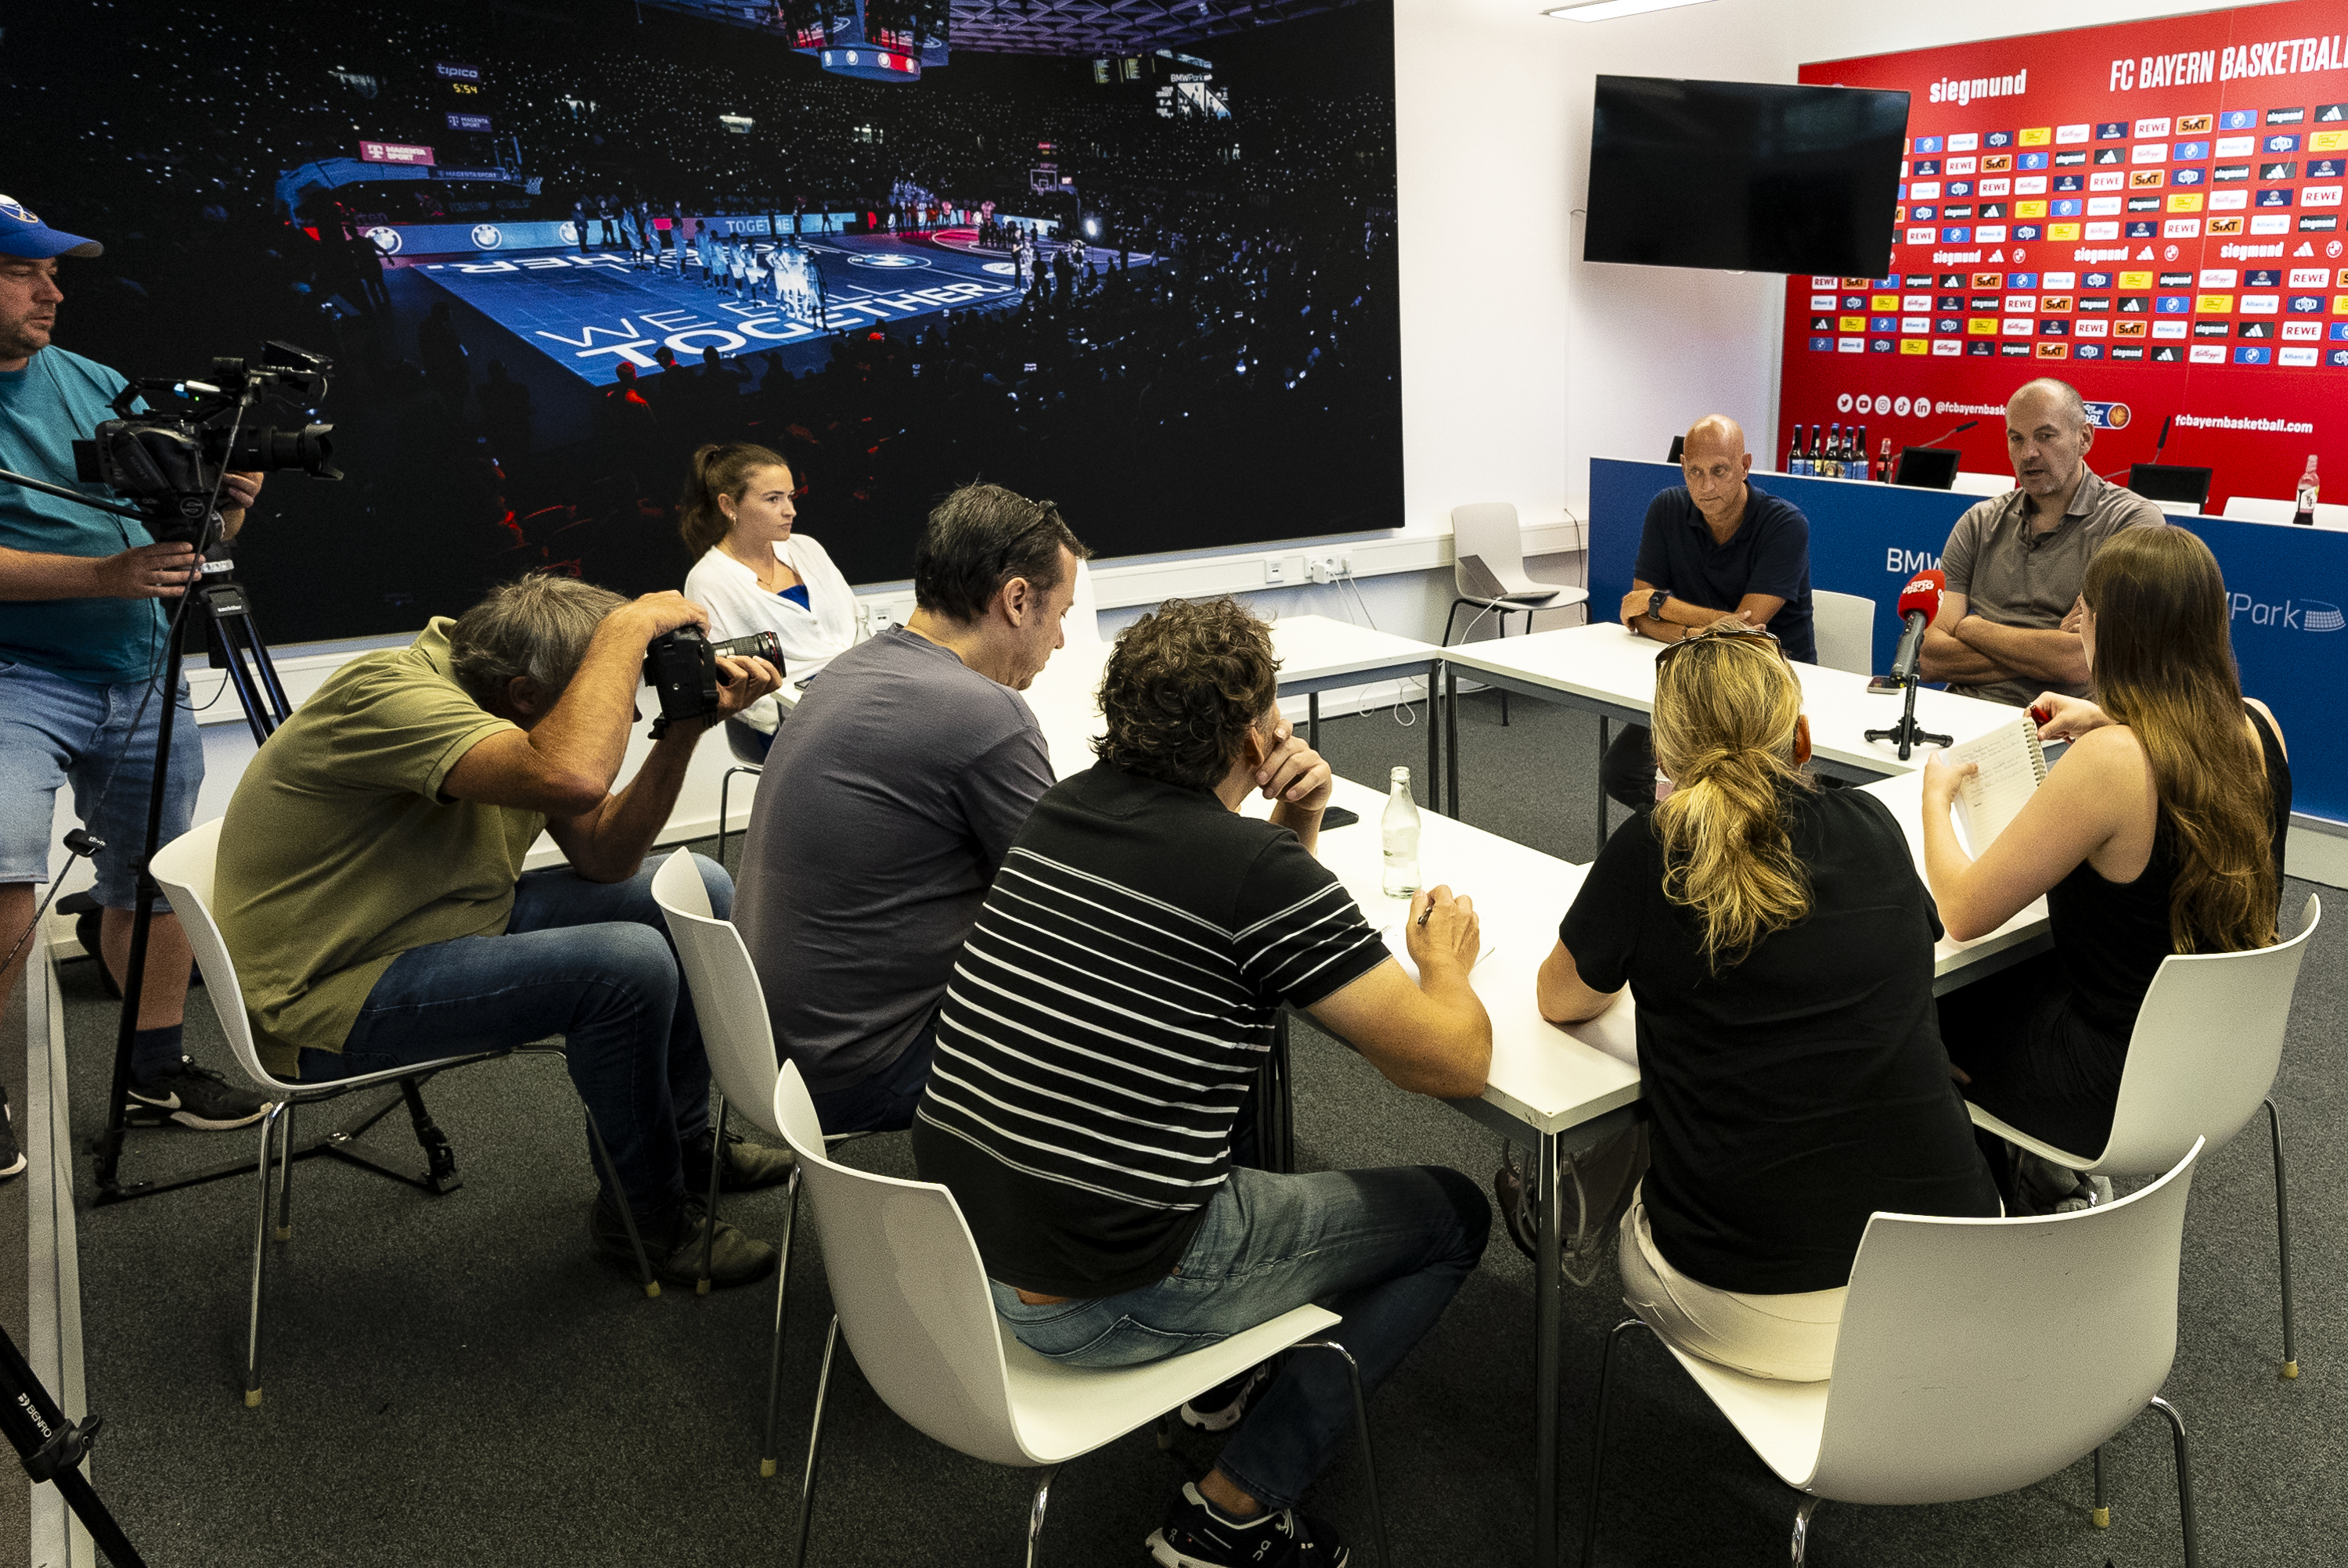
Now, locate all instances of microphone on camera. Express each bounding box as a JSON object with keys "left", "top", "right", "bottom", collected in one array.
[{"left": 1886, "top": 569, "right": 1946, "bottom": 685}]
